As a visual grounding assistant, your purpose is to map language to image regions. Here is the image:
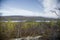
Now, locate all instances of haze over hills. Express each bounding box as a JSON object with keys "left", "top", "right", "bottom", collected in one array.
[{"left": 0, "top": 15, "right": 59, "bottom": 21}]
